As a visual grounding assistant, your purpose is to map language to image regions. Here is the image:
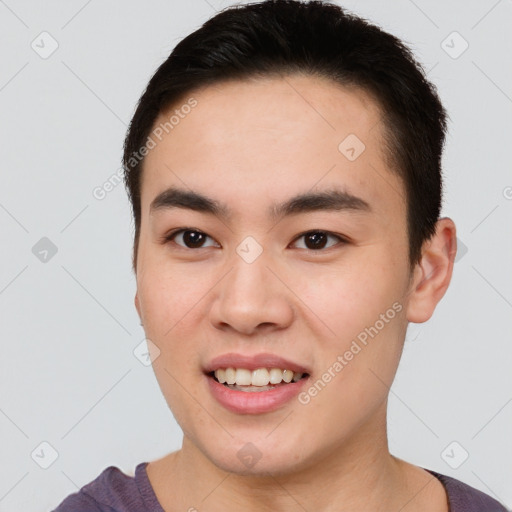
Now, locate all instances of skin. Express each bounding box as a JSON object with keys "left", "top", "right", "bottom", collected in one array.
[{"left": 134, "top": 74, "right": 457, "bottom": 511}]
